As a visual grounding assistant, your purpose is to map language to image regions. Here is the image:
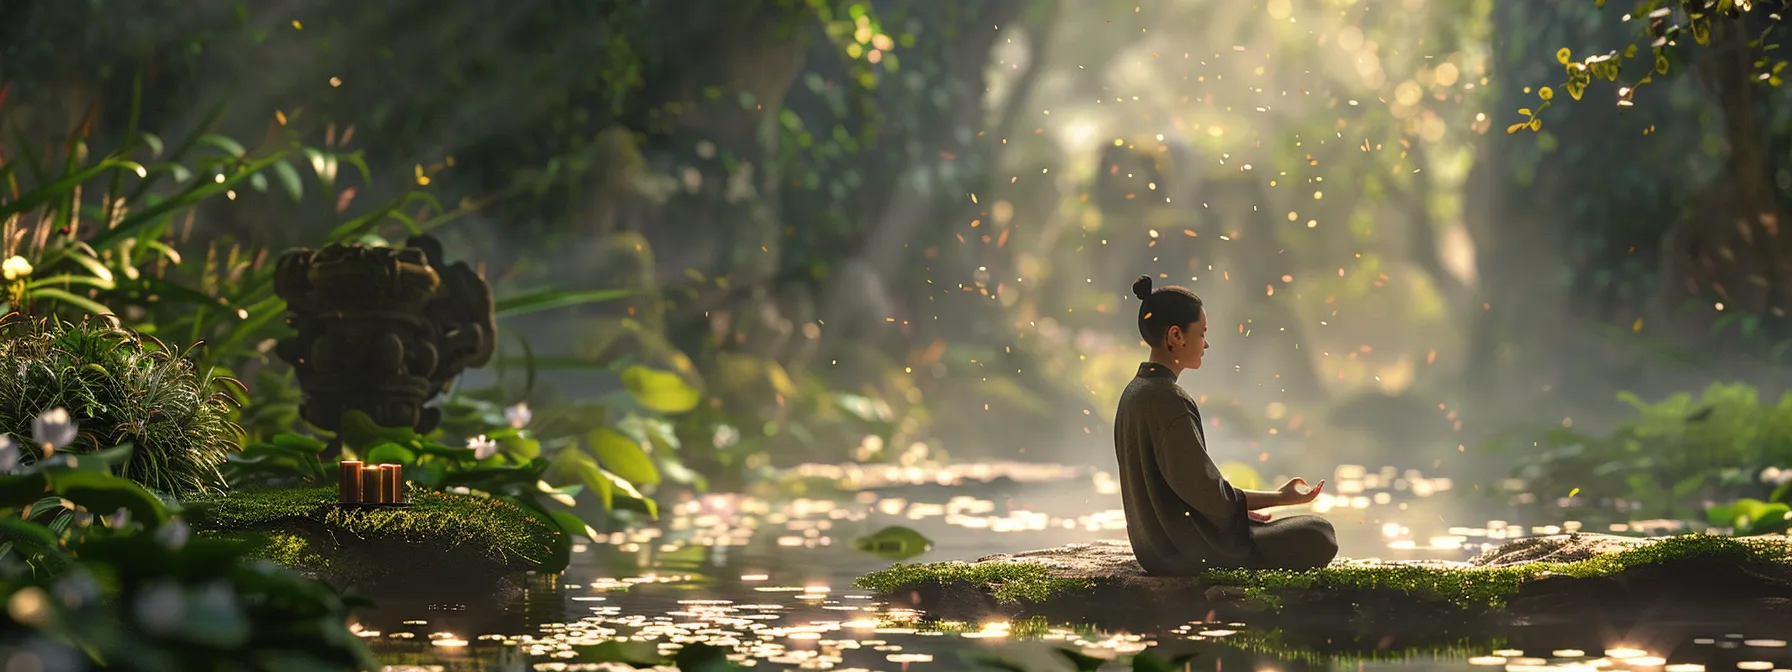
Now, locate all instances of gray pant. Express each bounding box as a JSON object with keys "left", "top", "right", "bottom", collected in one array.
[{"left": 1244, "top": 514, "right": 1338, "bottom": 570}]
